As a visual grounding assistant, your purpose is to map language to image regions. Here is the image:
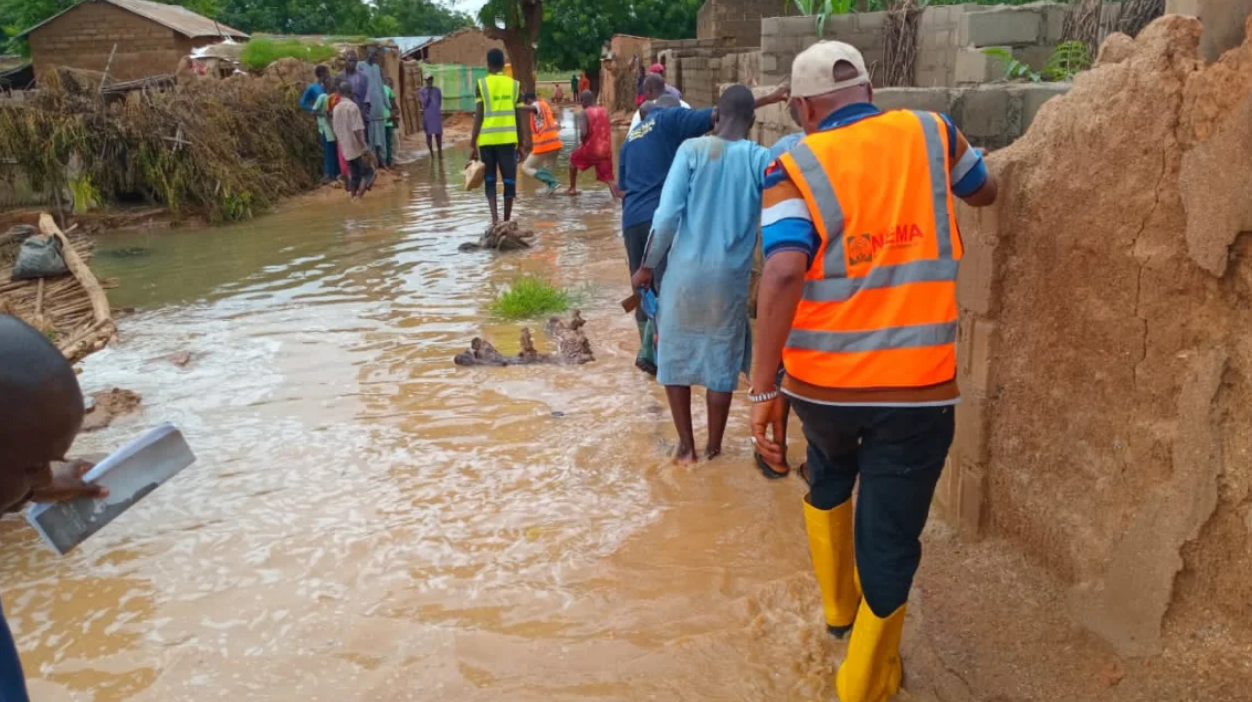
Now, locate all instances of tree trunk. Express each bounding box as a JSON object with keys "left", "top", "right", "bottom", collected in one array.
[
  {"left": 506, "top": 39, "right": 538, "bottom": 94},
  {"left": 481, "top": 0, "right": 543, "bottom": 93}
]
